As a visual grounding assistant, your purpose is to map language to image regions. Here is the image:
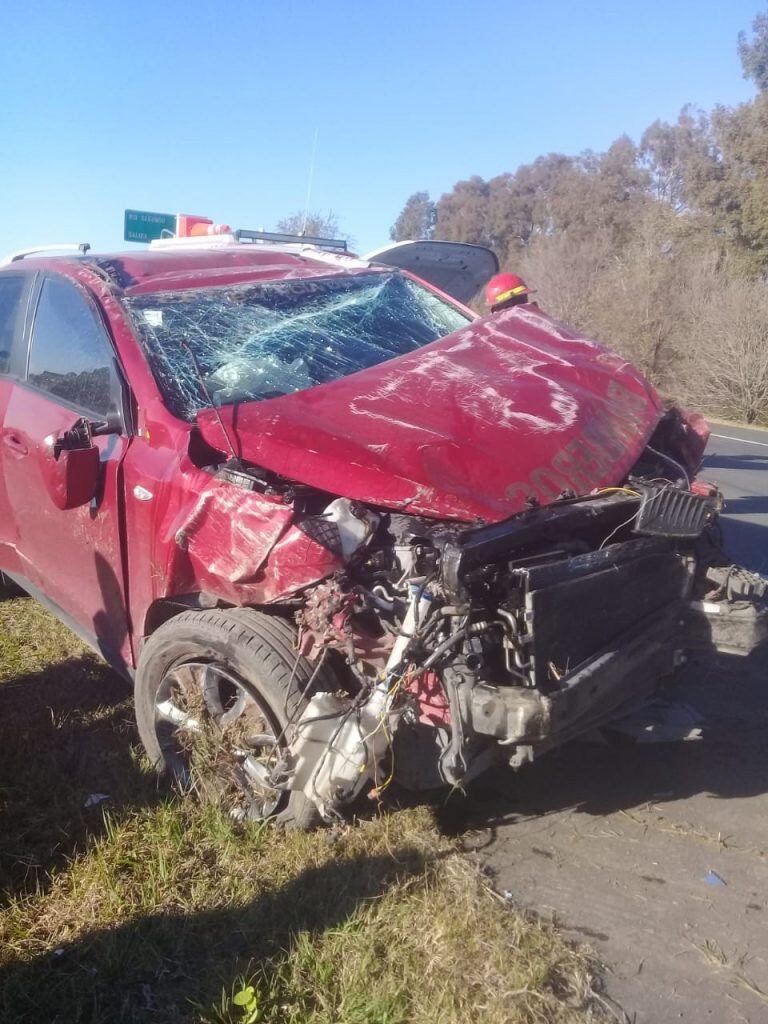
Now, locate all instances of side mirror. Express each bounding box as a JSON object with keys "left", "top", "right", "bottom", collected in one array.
[
  {"left": 91, "top": 411, "right": 123, "bottom": 437},
  {"left": 46, "top": 445, "right": 101, "bottom": 510},
  {"left": 42, "top": 418, "right": 103, "bottom": 510}
]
